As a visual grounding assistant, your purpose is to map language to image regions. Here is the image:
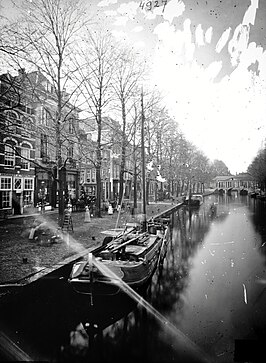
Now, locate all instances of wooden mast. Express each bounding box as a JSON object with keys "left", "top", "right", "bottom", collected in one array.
[{"left": 141, "top": 89, "right": 147, "bottom": 231}]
